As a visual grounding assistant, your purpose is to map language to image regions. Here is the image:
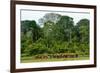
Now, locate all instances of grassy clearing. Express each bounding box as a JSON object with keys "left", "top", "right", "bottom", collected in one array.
[{"left": 21, "top": 56, "right": 89, "bottom": 63}]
